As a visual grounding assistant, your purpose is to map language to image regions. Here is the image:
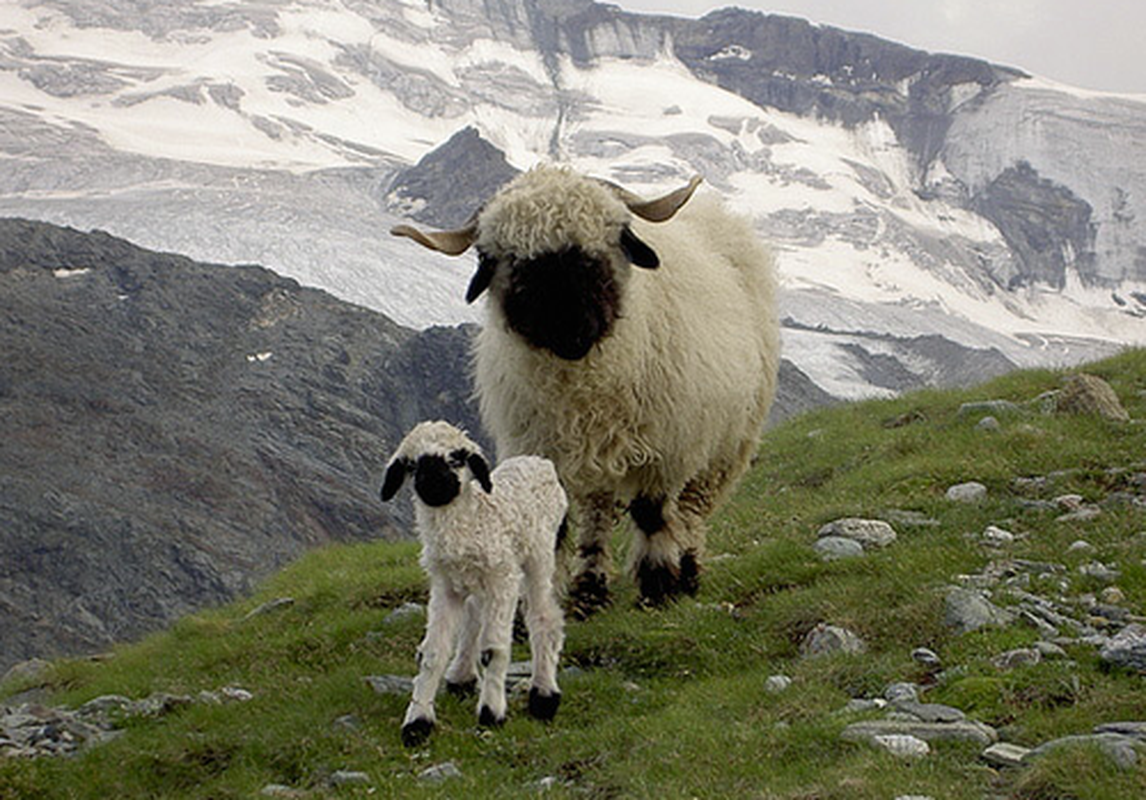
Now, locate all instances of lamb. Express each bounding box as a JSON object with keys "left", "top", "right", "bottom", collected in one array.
[
  {"left": 391, "top": 165, "right": 780, "bottom": 615},
  {"left": 379, "top": 420, "right": 569, "bottom": 747}
]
